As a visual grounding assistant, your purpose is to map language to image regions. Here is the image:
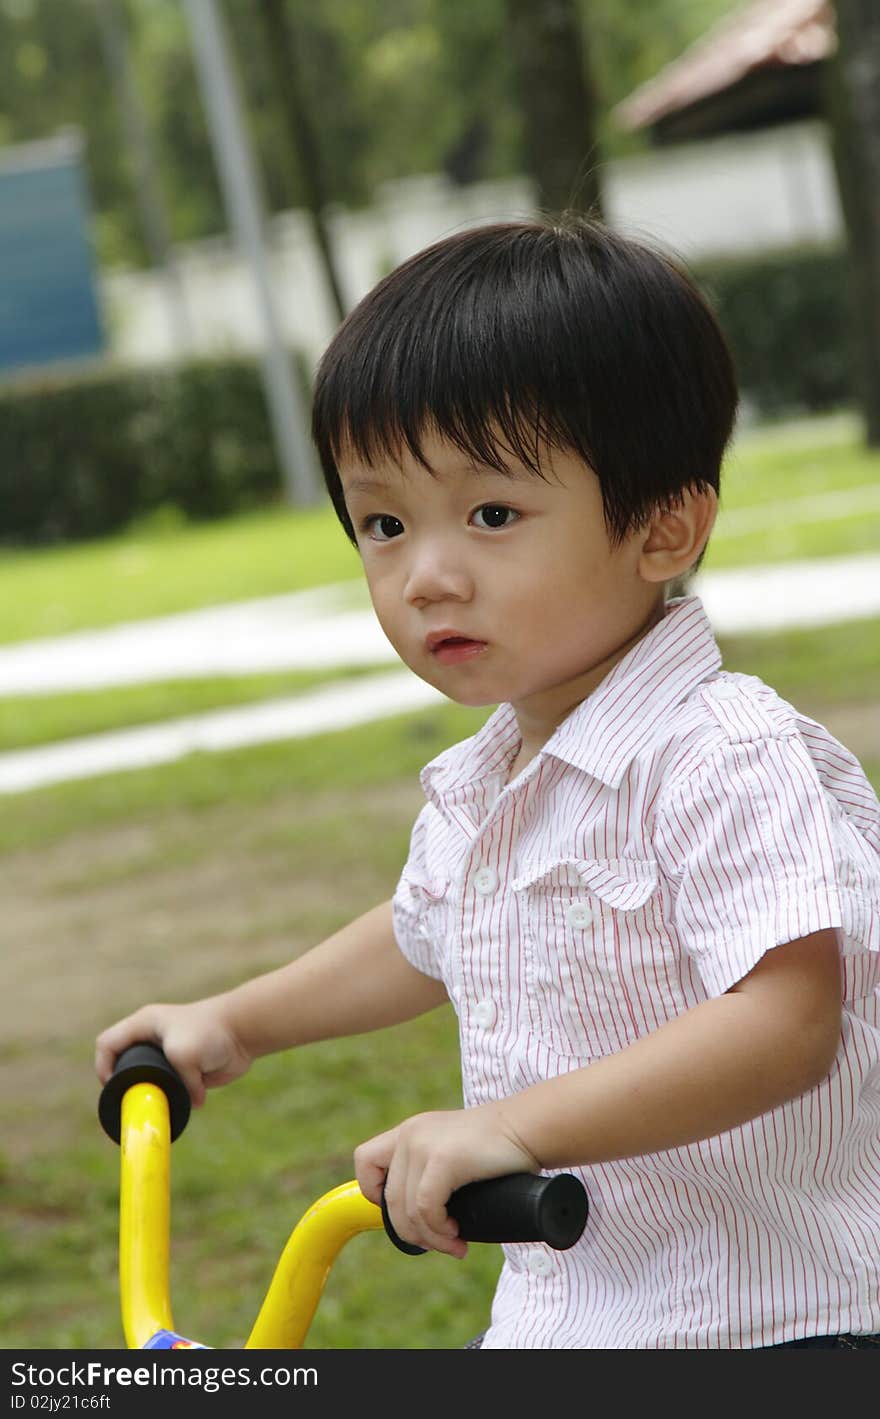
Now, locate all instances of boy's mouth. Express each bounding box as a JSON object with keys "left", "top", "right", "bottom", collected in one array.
[{"left": 425, "top": 632, "right": 487, "bottom": 665}]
